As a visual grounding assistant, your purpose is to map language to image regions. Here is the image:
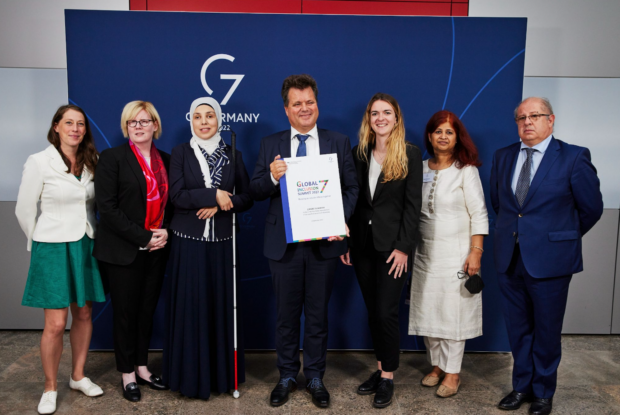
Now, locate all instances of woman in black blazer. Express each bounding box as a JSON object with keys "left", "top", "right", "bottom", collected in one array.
[
  {"left": 93, "top": 101, "right": 173, "bottom": 402},
  {"left": 162, "top": 97, "right": 253, "bottom": 399},
  {"left": 341, "top": 93, "right": 422, "bottom": 408}
]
